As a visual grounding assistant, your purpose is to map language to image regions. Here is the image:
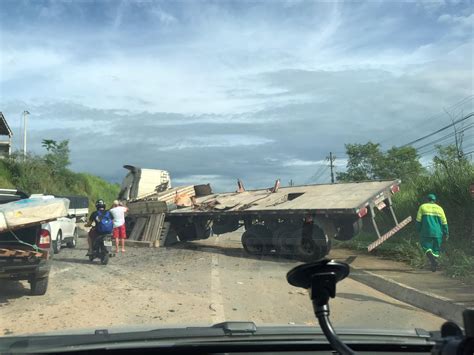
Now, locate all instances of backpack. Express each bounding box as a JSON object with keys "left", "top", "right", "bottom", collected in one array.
[{"left": 95, "top": 210, "right": 113, "bottom": 234}]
